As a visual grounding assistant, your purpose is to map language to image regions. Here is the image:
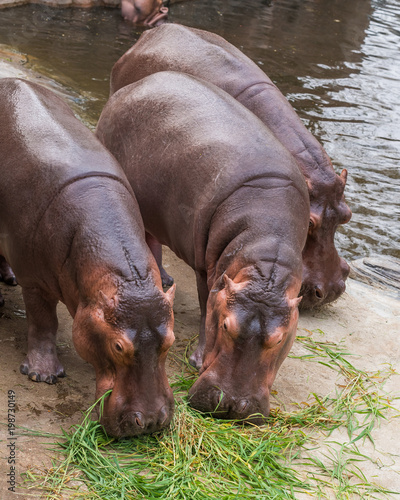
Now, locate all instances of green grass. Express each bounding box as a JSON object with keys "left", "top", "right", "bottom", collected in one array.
[{"left": 22, "top": 330, "right": 400, "bottom": 499}]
